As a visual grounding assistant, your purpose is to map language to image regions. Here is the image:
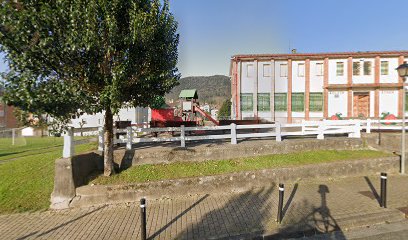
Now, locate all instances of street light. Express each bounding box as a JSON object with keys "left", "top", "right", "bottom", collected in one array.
[{"left": 397, "top": 63, "right": 408, "bottom": 174}]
